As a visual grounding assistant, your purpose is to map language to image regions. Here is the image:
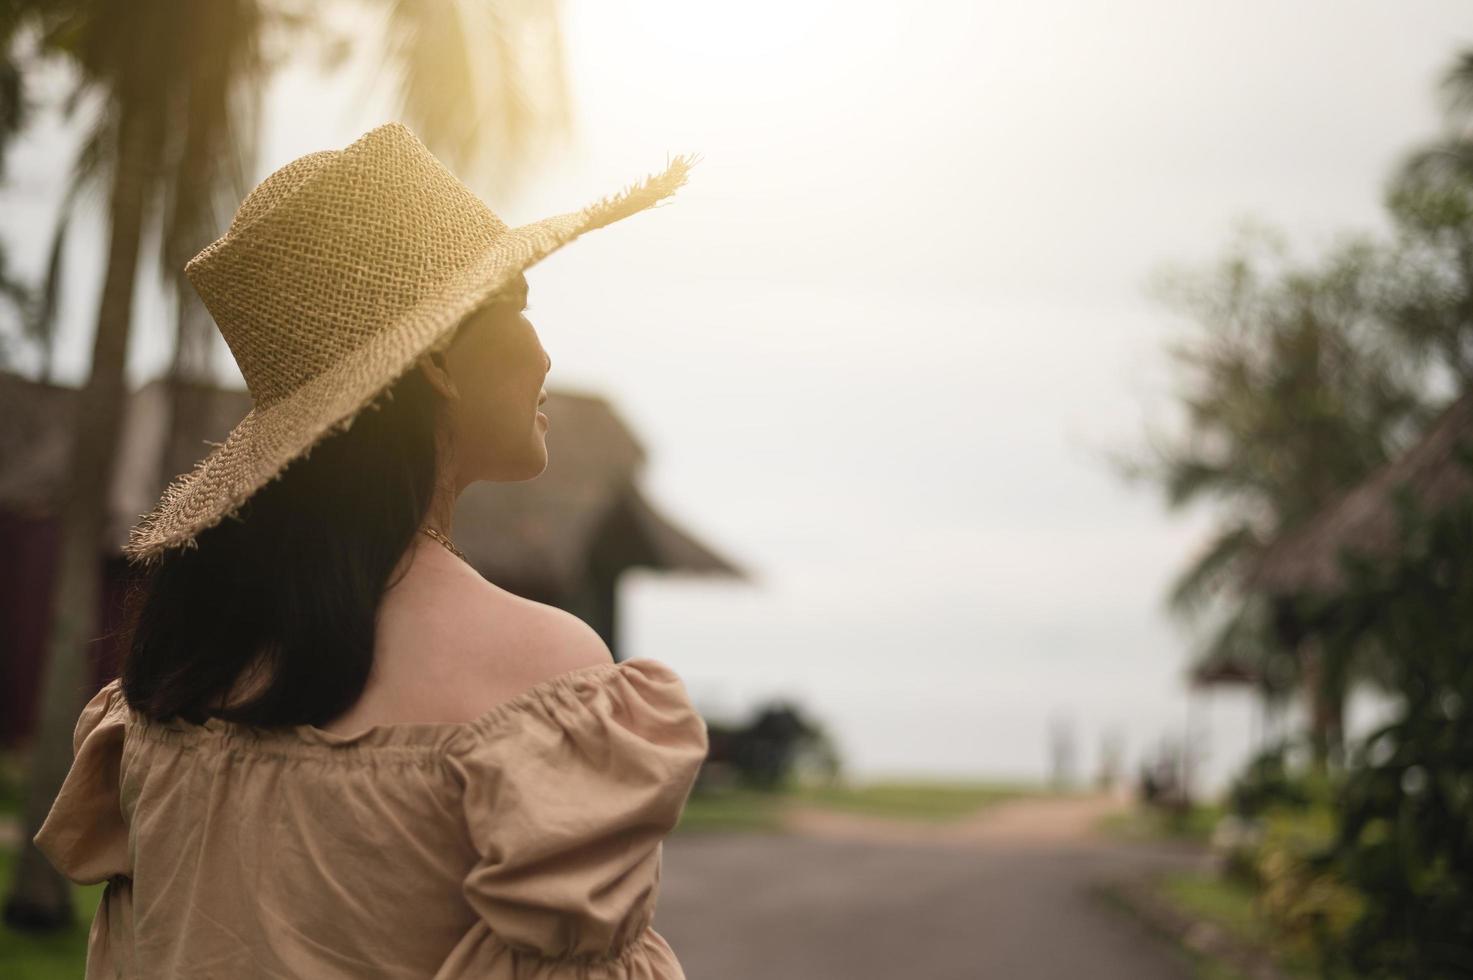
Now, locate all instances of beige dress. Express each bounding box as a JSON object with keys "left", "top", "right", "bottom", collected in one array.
[{"left": 33, "top": 657, "right": 709, "bottom": 979}]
